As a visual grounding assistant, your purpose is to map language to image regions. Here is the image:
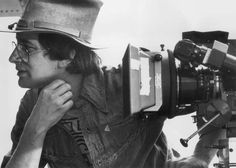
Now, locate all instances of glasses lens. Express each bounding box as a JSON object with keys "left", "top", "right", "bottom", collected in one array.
[{"left": 12, "top": 41, "right": 29, "bottom": 62}]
